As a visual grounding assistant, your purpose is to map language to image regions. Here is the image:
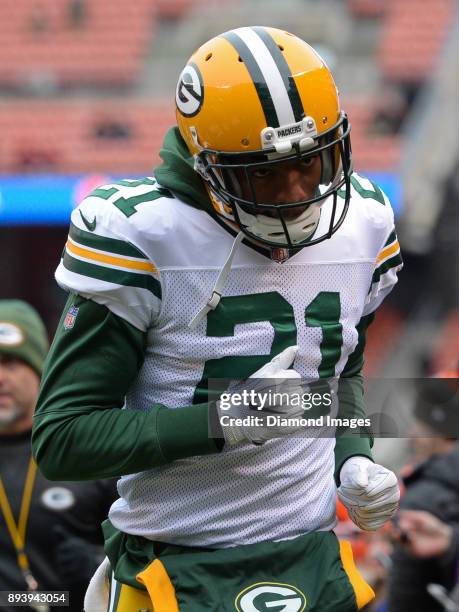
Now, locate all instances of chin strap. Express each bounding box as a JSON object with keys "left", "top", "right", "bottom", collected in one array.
[{"left": 189, "top": 231, "right": 244, "bottom": 329}]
